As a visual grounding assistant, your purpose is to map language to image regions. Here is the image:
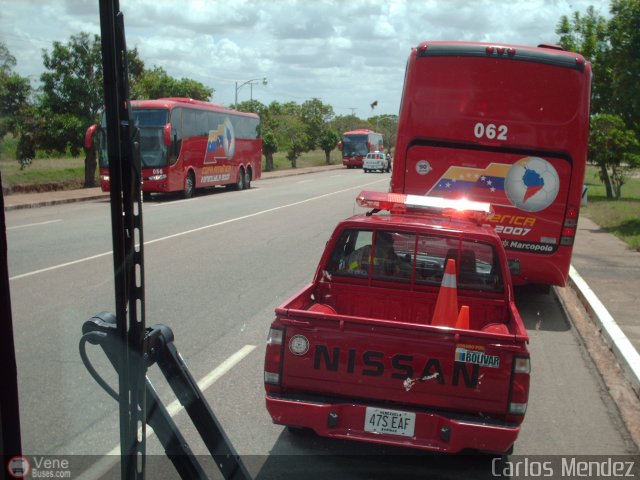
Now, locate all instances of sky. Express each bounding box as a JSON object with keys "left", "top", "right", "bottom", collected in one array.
[{"left": 0, "top": 0, "right": 610, "bottom": 118}]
